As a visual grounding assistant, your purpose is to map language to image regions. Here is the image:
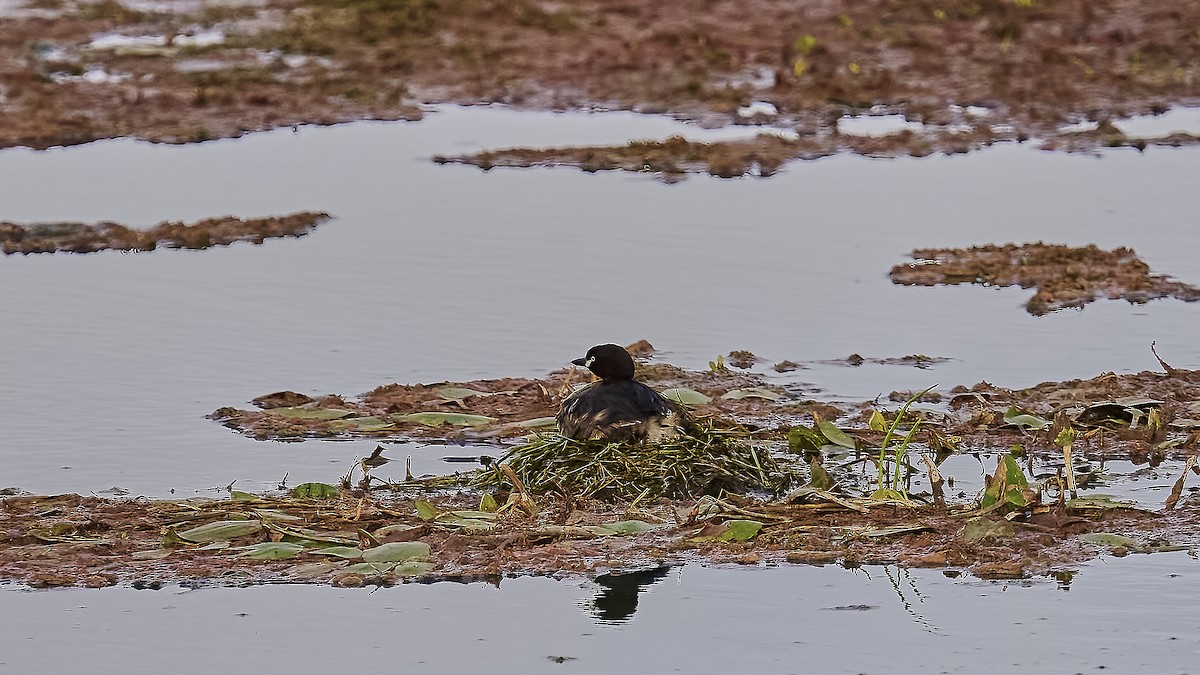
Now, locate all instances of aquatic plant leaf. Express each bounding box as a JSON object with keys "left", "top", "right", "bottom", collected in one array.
[
  {"left": 236, "top": 542, "right": 305, "bottom": 560},
  {"left": 868, "top": 488, "right": 910, "bottom": 502},
  {"left": 266, "top": 406, "right": 353, "bottom": 420},
  {"left": 868, "top": 410, "right": 887, "bottom": 432},
  {"left": 311, "top": 546, "right": 363, "bottom": 559},
  {"left": 720, "top": 388, "right": 781, "bottom": 401},
  {"left": 264, "top": 523, "right": 358, "bottom": 545},
  {"left": 595, "top": 520, "right": 662, "bottom": 535},
  {"left": 361, "top": 541, "right": 431, "bottom": 563},
  {"left": 250, "top": 509, "right": 304, "bottom": 522},
  {"left": 393, "top": 561, "right": 437, "bottom": 576},
  {"left": 131, "top": 548, "right": 174, "bottom": 560},
  {"left": 290, "top": 482, "right": 340, "bottom": 499},
  {"left": 287, "top": 561, "right": 344, "bottom": 580},
  {"left": 961, "top": 517, "right": 1014, "bottom": 542},
  {"left": 393, "top": 412, "right": 495, "bottom": 427},
  {"left": 436, "top": 517, "right": 495, "bottom": 532},
  {"left": 817, "top": 421, "right": 857, "bottom": 449},
  {"left": 336, "top": 416, "right": 395, "bottom": 431},
  {"left": 229, "top": 491, "right": 258, "bottom": 501},
  {"left": 981, "top": 455, "right": 1029, "bottom": 509},
  {"left": 809, "top": 460, "right": 835, "bottom": 490},
  {"left": 177, "top": 520, "right": 263, "bottom": 543},
  {"left": 372, "top": 524, "right": 421, "bottom": 538},
  {"left": 500, "top": 416, "right": 559, "bottom": 431},
  {"left": 1065, "top": 495, "right": 1136, "bottom": 510},
  {"left": 1078, "top": 532, "right": 1140, "bottom": 549},
  {"left": 787, "top": 425, "right": 824, "bottom": 454},
  {"left": 415, "top": 500, "right": 440, "bottom": 521},
  {"left": 479, "top": 493, "right": 499, "bottom": 513},
  {"left": 343, "top": 562, "right": 396, "bottom": 574},
  {"left": 437, "top": 387, "right": 496, "bottom": 401},
  {"left": 719, "top": 519, "right": 762, "bottom": 542},
  {"left": 1003, "top": 406, "right": 1050, "bottom": 430},
  {"left": 660, "top": 388, "right": 712, "bottom": 406}
]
